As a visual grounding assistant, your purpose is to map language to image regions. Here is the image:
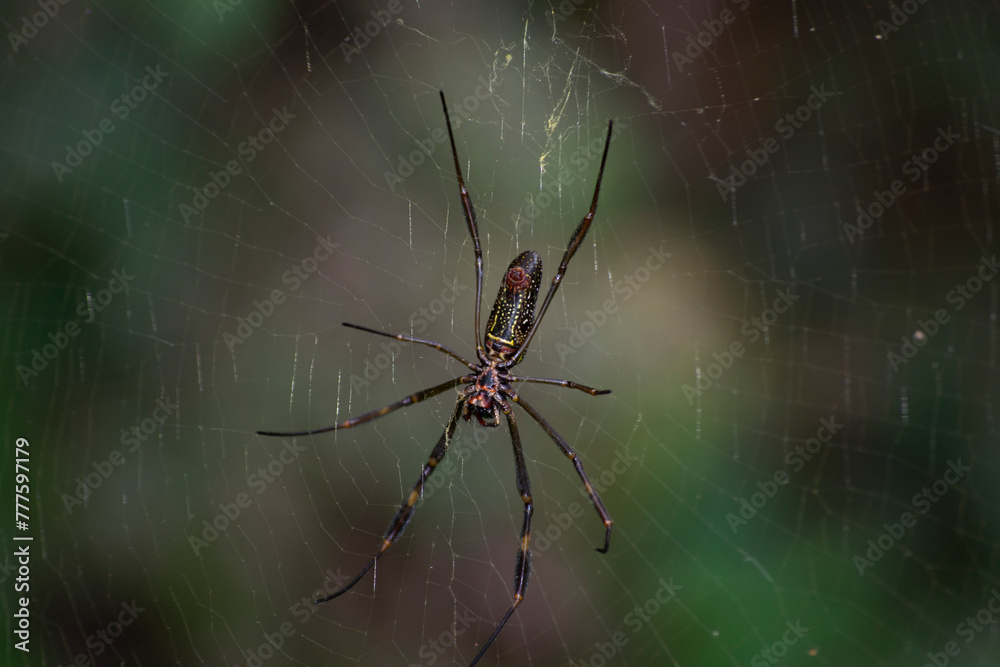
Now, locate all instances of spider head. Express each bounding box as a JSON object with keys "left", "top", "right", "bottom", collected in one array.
[
  {"left": 464, "top": 398, "right": 501, "bottom": 427},
  {"left": 484, "top": 250, "right": 542, "bottom": 362}
]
